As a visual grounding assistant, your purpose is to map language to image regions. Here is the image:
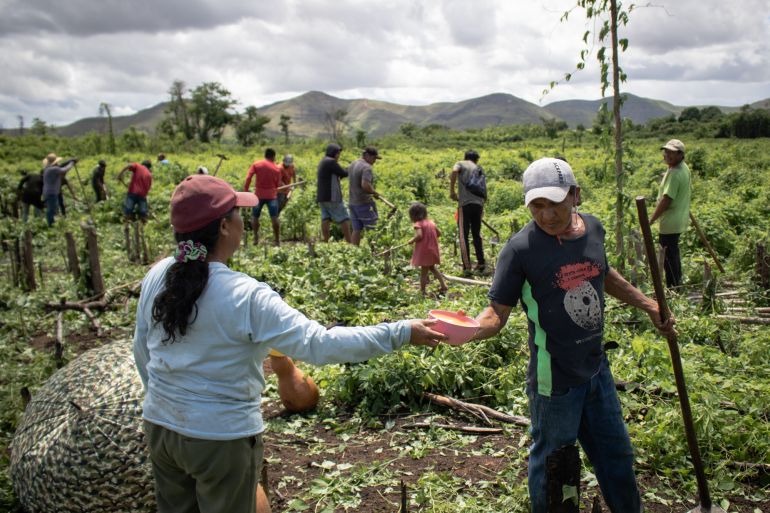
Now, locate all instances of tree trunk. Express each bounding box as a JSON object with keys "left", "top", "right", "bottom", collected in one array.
[{"left": 610, "top": 0, "right": 625, "bottom": 269}]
